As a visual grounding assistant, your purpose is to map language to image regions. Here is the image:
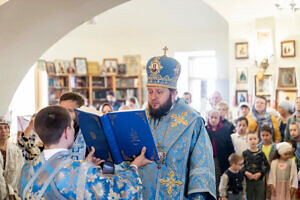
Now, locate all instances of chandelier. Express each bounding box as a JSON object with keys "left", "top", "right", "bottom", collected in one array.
[{"left": 275, "top": 0, "right": 300, "bottom": 12}]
